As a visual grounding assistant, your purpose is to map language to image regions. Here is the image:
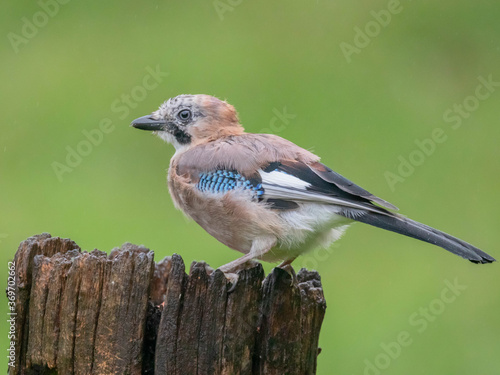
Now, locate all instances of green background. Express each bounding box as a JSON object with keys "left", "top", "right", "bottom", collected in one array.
[{"left": 1, "top": 0, "right": 499, "bottom": 373}]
